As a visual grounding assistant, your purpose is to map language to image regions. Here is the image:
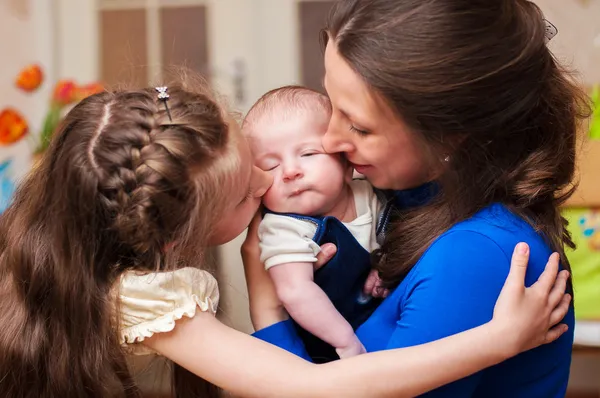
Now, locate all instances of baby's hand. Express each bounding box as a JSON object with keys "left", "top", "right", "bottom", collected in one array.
[
  {"left": 335, "top": 336, "right": 367, "bottom": 359},
  {"left": 363, "top": 269, "right": 389, "bottom": 298}
]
